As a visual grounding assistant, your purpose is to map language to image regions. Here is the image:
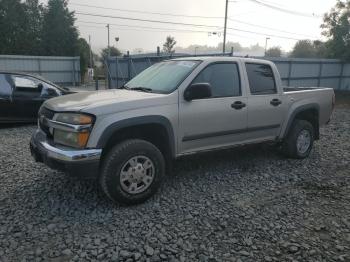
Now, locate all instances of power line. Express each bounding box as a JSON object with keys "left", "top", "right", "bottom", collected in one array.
[
  {"left": 228, "top": 18, "right": 318, "bottom": 38},
  {"left": 77, "top": 24, "right": 202, "bottom": 34},
  {"left": 77, "top": 21, "right": 218, "bottom": 34},
  {"left": 247, "top": 0, "right": 322, "bottom": 18},
  {"left": 72, "top": 3, "right": 317, "bottom": 38},
  {"left": 70, "top": 1, "right": 264, "bottom": 20},
  {"left": 70, "top": 1, "right": 258, "bottom": 20},
  {"left": 75, "top": 12, "right": 316, "bottom": 41},
  {"left": 226, "top": 32, "right": 261, "bottom": 40},
  {"left": 78, "top": 21, "right": 294, "bottom": 41},
  {"left": 226, "top": 26, "right": 304, "bottom": 40},
  {"left": 75, "top": 12, "right": 220, "bottom": 29},
  {"left": 78, "top": 21, "right": 266, "bottom": 40},
  {"left": 70, "top": 3, "right": 223, "bottom": 19}
]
